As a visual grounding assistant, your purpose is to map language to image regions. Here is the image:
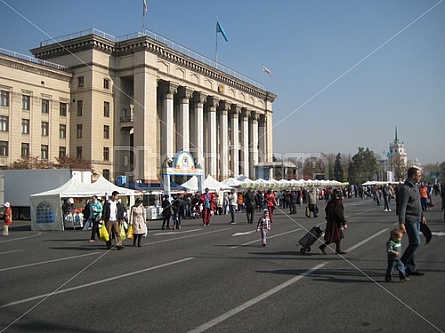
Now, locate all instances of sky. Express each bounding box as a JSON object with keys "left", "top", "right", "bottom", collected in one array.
[{"left": 1, "top": 0, "right": 444, "bottom": 166}]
